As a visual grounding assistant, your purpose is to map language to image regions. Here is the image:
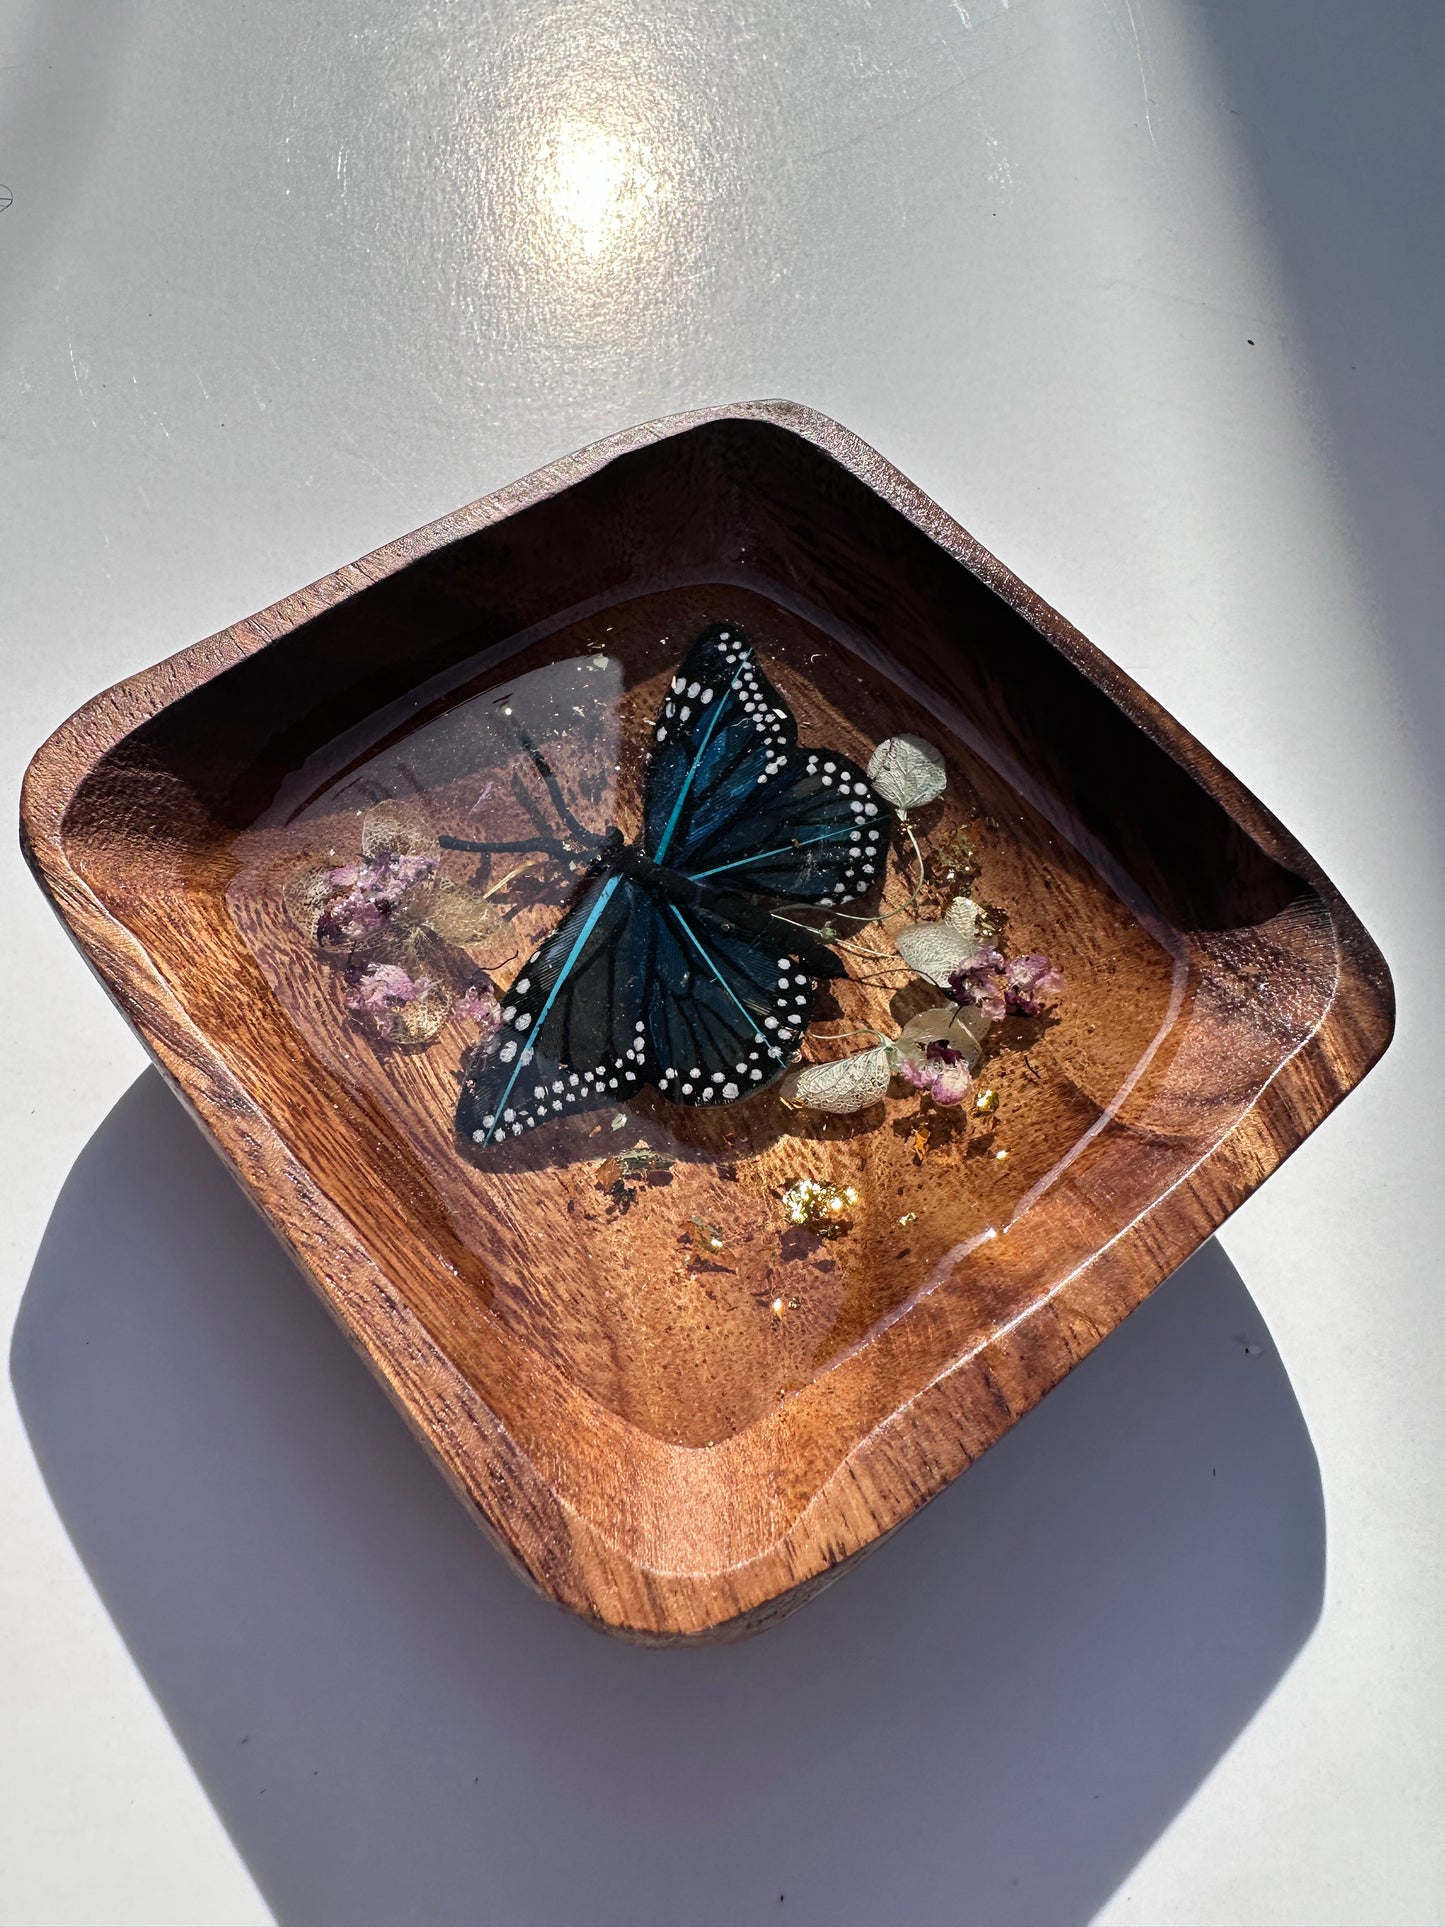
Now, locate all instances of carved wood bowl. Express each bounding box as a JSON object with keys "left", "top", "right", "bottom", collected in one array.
[{"left": 21, "top": 403, "right": 1393, "bottom": 1642}]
